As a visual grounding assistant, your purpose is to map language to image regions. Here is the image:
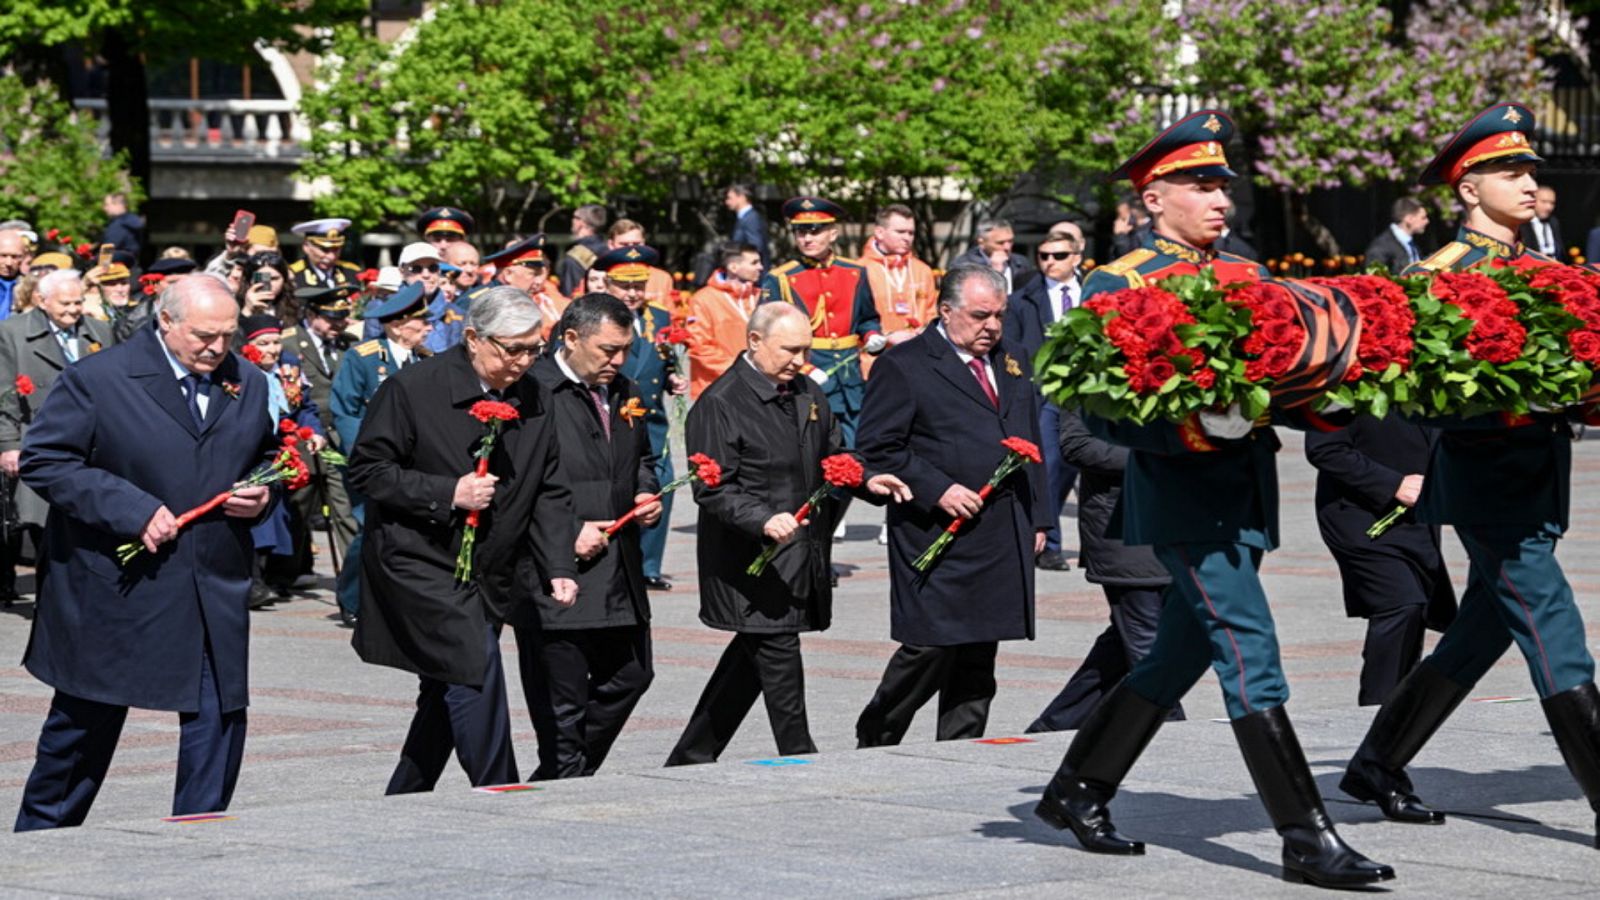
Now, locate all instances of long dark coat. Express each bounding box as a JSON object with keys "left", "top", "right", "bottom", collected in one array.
[
  {"left": 856, "top": 325, "right": 1048, "bottom": 646},
  {"left": 349, "top": 345, "right": 577, "bottom": 686},
  {"left": 689, "top": 357, "right": 854, "bottom": 634},
  {"left": 523, "top": 354, "right": 657, "bottom": 630},
  {"left": 0, "top": 308, "right": 117, "bottom": 528},
  {"left": 19, "top": 327, "right": 274, "bottom": 712},
  {"left": 1304, "top": 415, "right": 1456, "bottom": 625},
  {"left": 1057, "top": 408, "right": 1169, "bottom": 588}
]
